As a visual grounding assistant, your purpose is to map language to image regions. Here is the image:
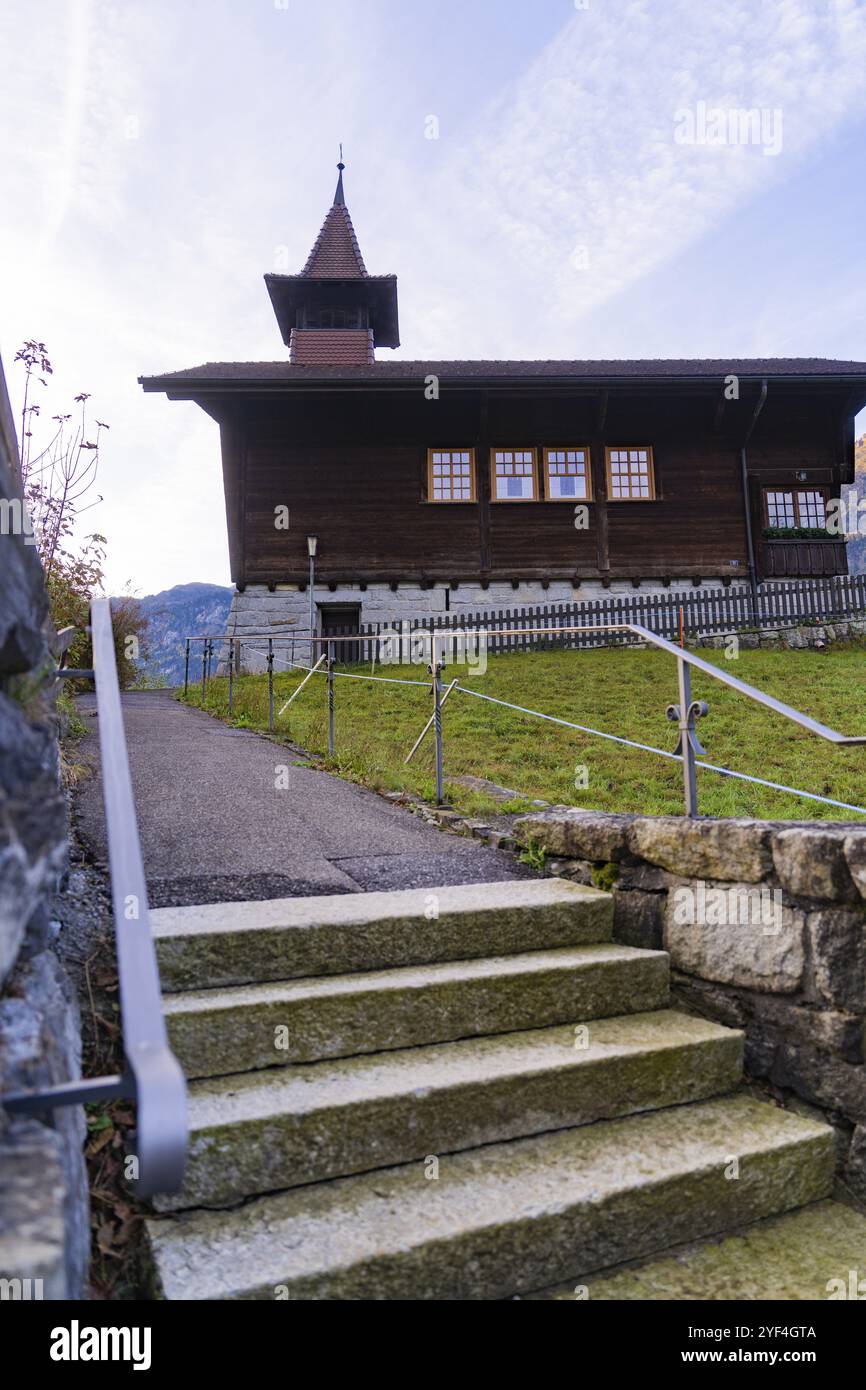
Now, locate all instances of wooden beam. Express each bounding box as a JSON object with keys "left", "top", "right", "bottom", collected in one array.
[
  {"left": 477, "top": 390, "right": 491, "bottom": 576},
  {"left": 591, "top": 390, "right": 610, "bottom": 577}
]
